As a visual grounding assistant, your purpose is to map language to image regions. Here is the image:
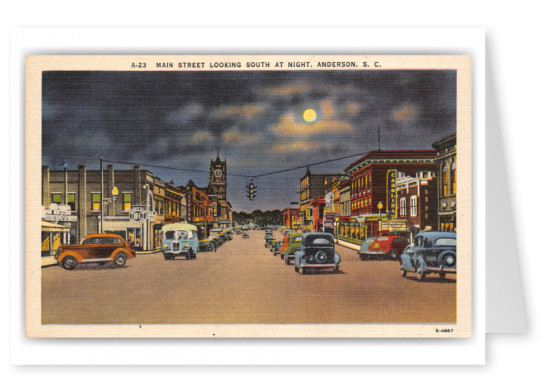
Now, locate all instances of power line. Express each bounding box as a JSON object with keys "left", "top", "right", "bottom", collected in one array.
[{"left": 101, "top": 152, "right": 367, "bottom": 180}]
